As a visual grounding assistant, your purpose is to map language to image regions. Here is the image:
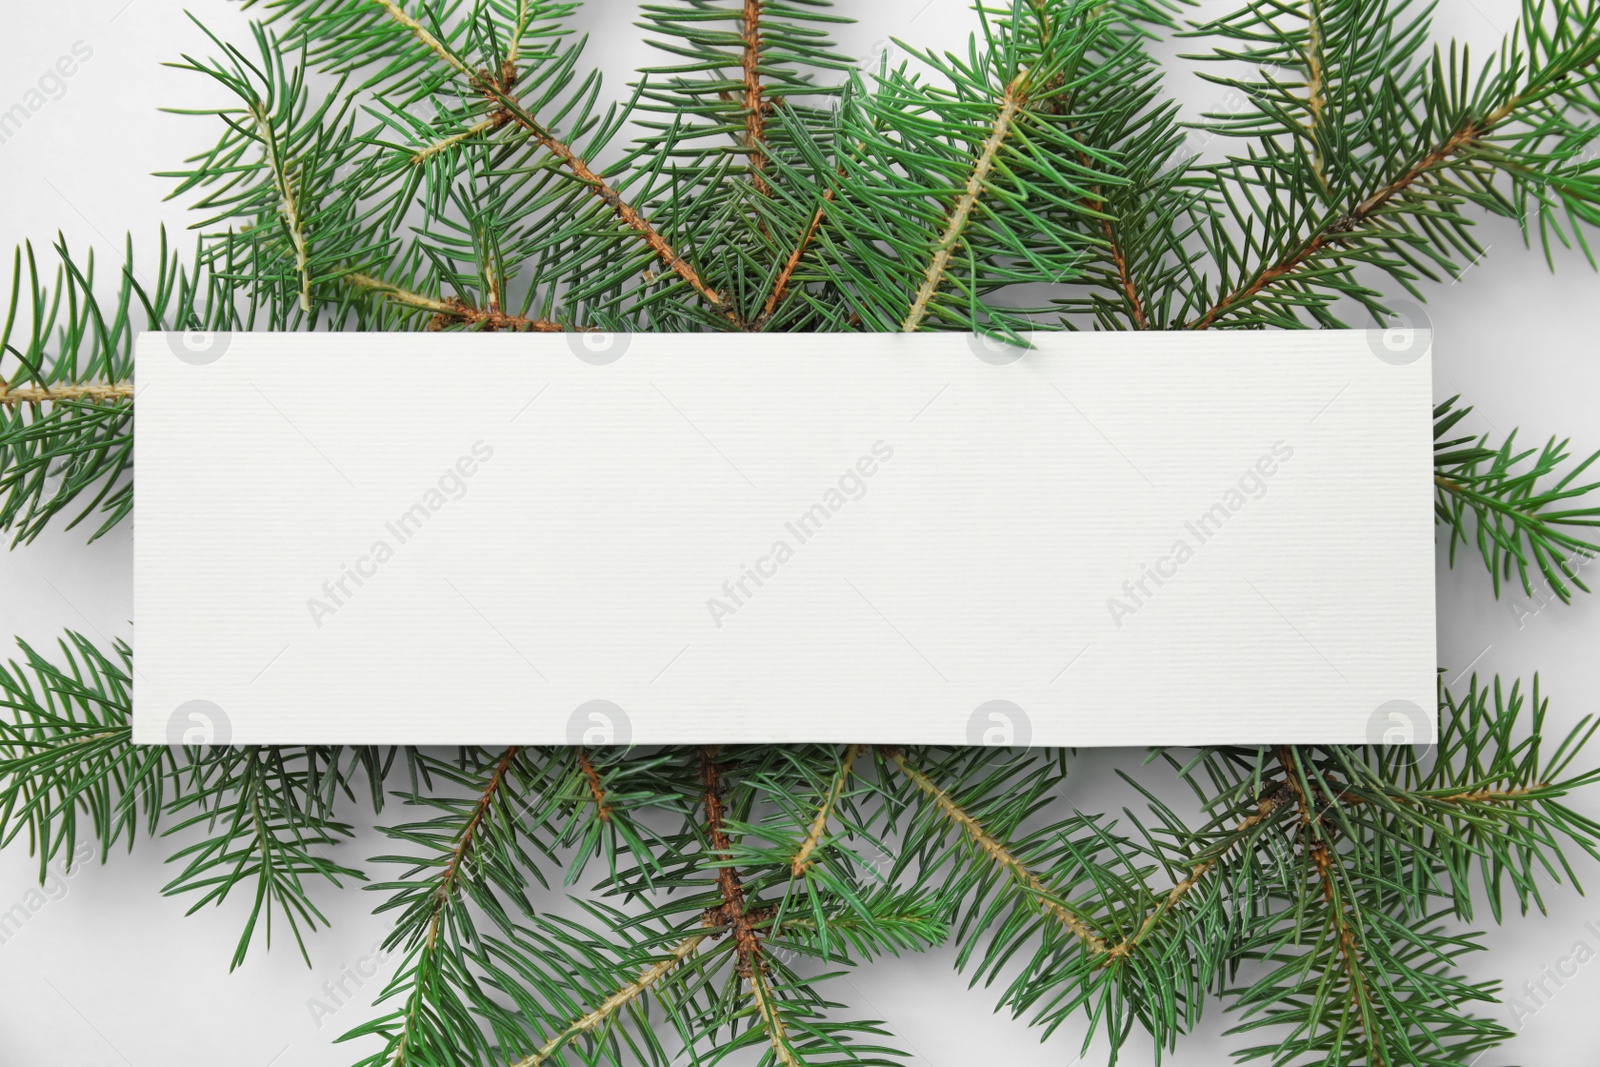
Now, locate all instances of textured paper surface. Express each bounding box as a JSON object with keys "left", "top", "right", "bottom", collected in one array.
[{"left": 132, "top": 330, "right": 1436, "bottom": 746}]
